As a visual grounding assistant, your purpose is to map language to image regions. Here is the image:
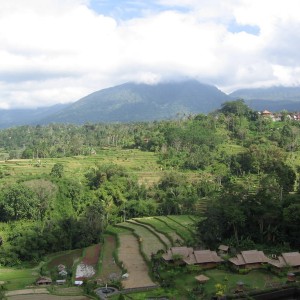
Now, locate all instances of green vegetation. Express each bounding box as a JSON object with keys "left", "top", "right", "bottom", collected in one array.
[
  {"left": 1, "top": 100, "right": 300, "bottom": 297},
  {"left": 0, "top": 268, "right": 37, "bottom": 290}
]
